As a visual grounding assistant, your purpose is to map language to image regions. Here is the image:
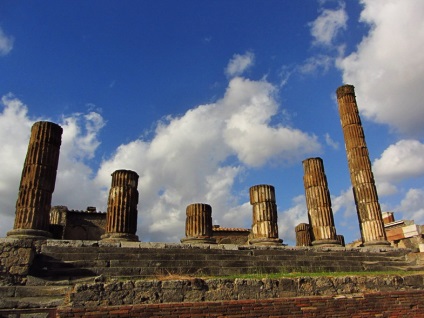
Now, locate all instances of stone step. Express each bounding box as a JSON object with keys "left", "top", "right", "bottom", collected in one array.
[
  {"left": 0, "top": 296, "right": 64, "bottom": 309},
  {"left": 36, "top": 251, "right": 407, "bottom": 264},
  {"left": 29, "top": 245, "right": 419, "bottom": 282},
  {"left": 0, "top": 308, "right": 56, "bottom": 318},
  {"left": 0, "top": 285, "right": 70, "bottom": 298}
]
